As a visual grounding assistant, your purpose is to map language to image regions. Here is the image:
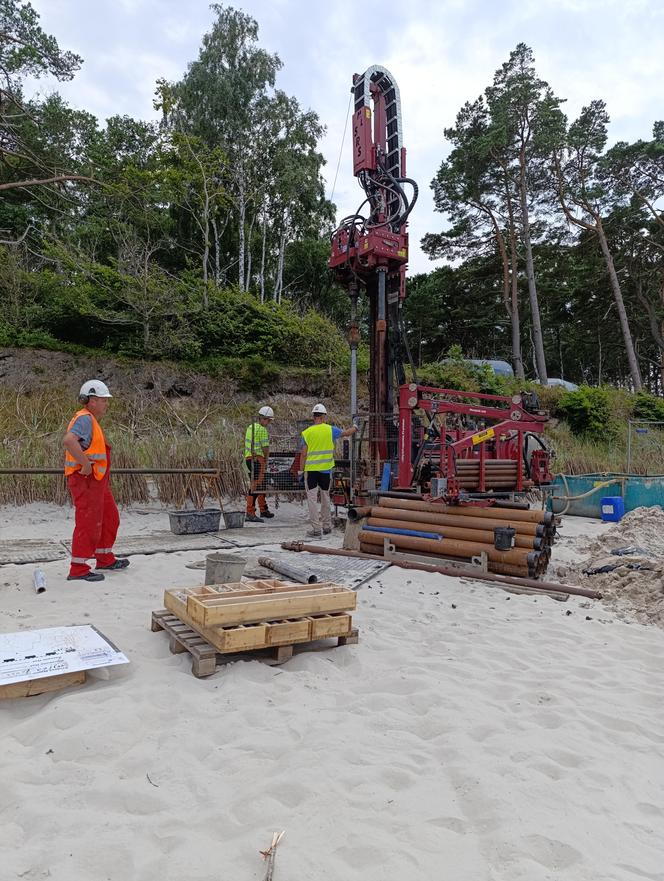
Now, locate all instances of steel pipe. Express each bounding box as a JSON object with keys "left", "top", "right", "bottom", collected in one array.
[
  {"left": 370, "top": 504, "right": 546, "bottom": 536},
  {"left": 257, "top": 556, "right": 318, "bottom": 584},
  {"left": 366, "top": 515, "right": 544, "bottom": 550},
  {"left": 377, "top": 496, "right": 554, "bottom": 526},
  {"left": 281, "top": 542, "right": 601, "bottom": 600},
  {"left": 0, "top": 467, "right": 220, "bottom": 475},
  {"left": 348, "top": 506, "right": 374, "bottom": 521},
  {"left": 360, "top": 528, "right": 539, "bottom": 569}
]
